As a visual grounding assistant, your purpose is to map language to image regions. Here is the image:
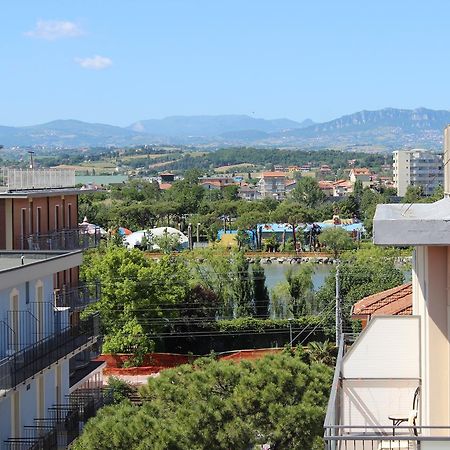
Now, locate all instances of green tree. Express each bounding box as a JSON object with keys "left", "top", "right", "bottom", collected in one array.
[
  {"left": 233, "top": 251, "right": 254, "bottom": 317},
  {"left": 82, "top": 247, "right": 190, "bottom": 354},
  {"left": 319, "top": 227, "right": 354, "bottom": 259},
  {"left": 291, "top": 177, "right": 326, "bottom": 208},
  {"left": 404, "top": 185, "right": 424, "bottom": 203},
  {"left": 286, "top": 263, "right": 314, "bottom": 316},
  {"left": 272, "top": 202, "right": 312, "bottom": 253},
  {"left": 252, "top": 258, "right": 270, "bottom": 319},
  {"left": 72, "top": 351, "right": 332, "bottom": 450}
]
